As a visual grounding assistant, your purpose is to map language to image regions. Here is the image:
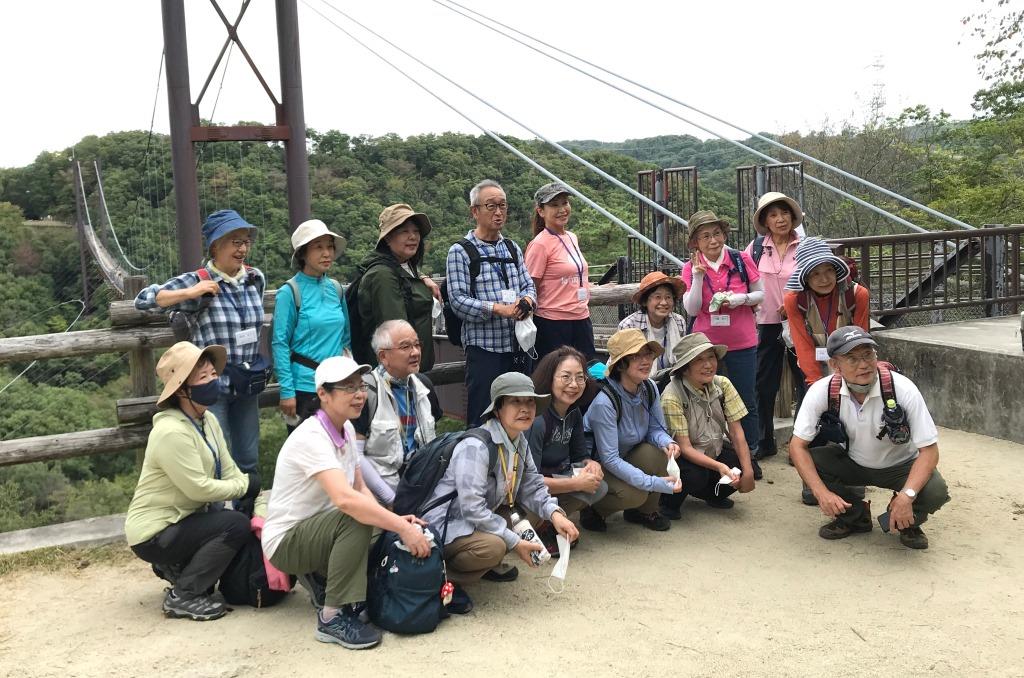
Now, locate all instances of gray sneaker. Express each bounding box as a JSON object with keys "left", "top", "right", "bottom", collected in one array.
[
  {"left": 315, "top": 606, "right": 382, "bottom": 650},
  {"left": 162, "top": 588, "right": 227, "bottom": 621}
]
